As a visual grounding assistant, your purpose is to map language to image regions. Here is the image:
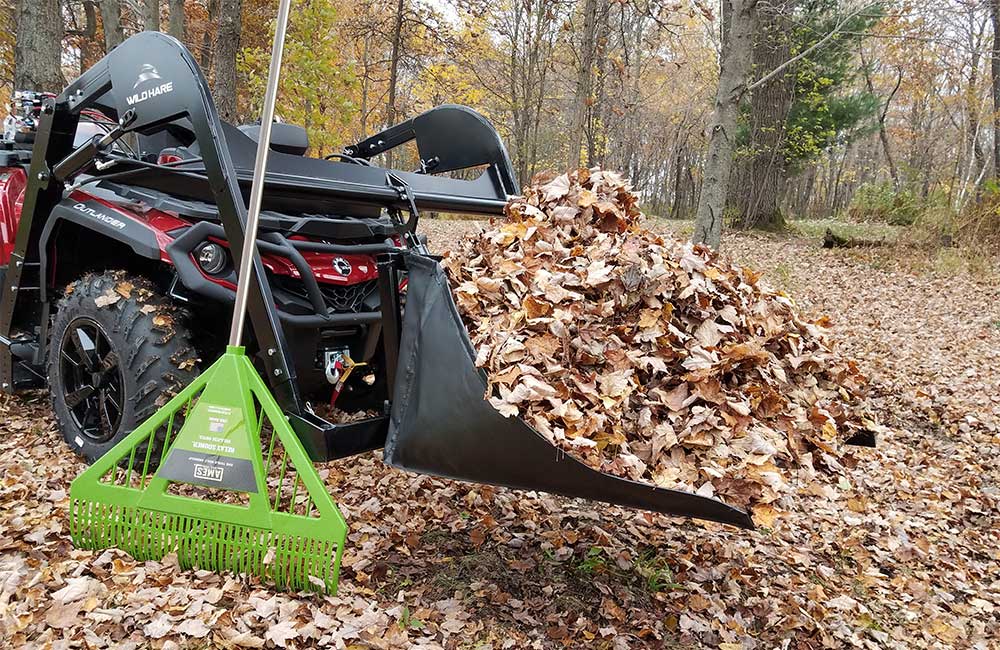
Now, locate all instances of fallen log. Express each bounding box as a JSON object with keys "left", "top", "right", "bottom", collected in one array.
[{"left": 822, "top": 228, "right": 889, "bottom": 249}]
